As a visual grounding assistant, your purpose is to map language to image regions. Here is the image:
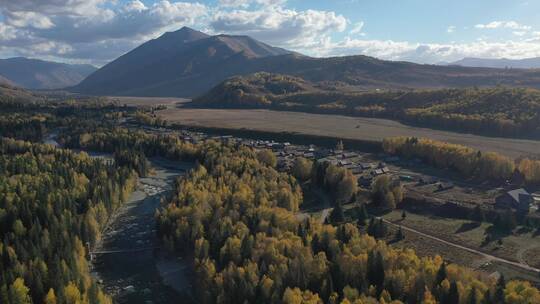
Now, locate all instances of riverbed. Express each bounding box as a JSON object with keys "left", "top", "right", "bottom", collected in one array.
[
  {"left": 91, "top": 159, "right": 194, "bottom": 303},
  {"left": 43, "top": 133, "right": 196, "bottom": 303}
]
